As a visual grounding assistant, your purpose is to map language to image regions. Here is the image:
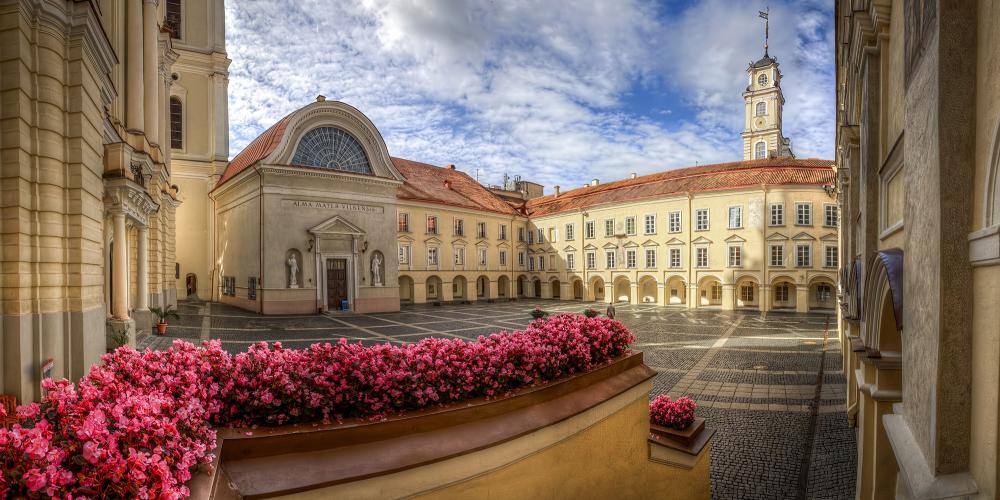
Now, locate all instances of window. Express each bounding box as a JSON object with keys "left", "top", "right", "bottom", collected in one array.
[
  {"left": 728, "top": 245, "right": 742, "bottom": 267},
  {"left": 499, "top": 224, "right": 508, "bottom": 240},
  {"left": 586, "top": 252, "right": 596, "bottom": 269},
  {"left": 527, "top": 230, "right": 534, "bottom": 244},
  {"left": 478, "top": 248, "right": 487, "bottom": 267},
  {"left": 170, "top": 97, "right": 183, "bottom": 149},
  {"left": 291, "top": 127, "right": 372, "bottom": 174},
  {"left": 476, "top": 222, "right": 486, "bottom": 238},
  {"left": 668, "top": 211, "right": 682, "bottom": 233},
  {"left": 626, "top": 249, "right": 636, "bottom": 269},
  {"left": 567, "top": 253, "right": 575, "bottom": 269},
  {"left": 644, "top": 214, "right": 656, "bottom": 235},
  {"left": 670, "top": 248, "right": 681, "bottom": 268},
  {"left": 585, "top": 221, "right": 595, "bottom": 239},
  {"left": 769, "top": 203, "right": 784, "bottom": 226},
  {"left": 695, "top": 209, "right": 709, "bottom": 230},
  {"left": 696, "top": 247, "right": 708, "bottom": 268},
  {"left": 795, "top": 203, "right": 812, "bottom": 226},
  {"left": 537, "top": 228, "right": 544, "bottom": 243},
  {"left": 645, "top": 249, "right": 656, "bottom": 268},
  {"left": 427, "top": 216, "right": 438, "bottom": 235},
  {"left": 711, "top": 284, "right": 722, "bottom": 300},
  {"left": 518, "top": 227, "right": 525, "bottom": 242},
  {"left": 816, "top": 284, "right": 833, "bottom": 301},
  {"left": 754, "top": 141, "right": 766, "bottom": 159},
  {"left": 604, "top": 219, "right": 615, "bottom": 237},
  {"left": 550, "top": 228, "right": 558, "bottom": 243},
  {"left": 398, "top": 244, "right": 410, "bottom": 265},
  {"left": 518, "top": 252, "right": 525, "bottom": 267},
  {"left": 755, "top": 101, "right": 767, "bottom": 116},
  {"left": 796, "top": 244, "right": 811, "bottom": 267},
  {"left": 728, "top": 206, "right": 742, "bottom": 229},
  {"left": 454, "top": 247, "right": 465, "bottom": 267},
  {"left": 757, "top": 73, "right": 768, "bottom": 86},
  {"left": 741, "top": 285, "right": 754, "bottom": 302},
  {"left": 825, "top": 246, "right": 839, "bottom": 268},
  {"left": 499, "top": 250, "right": 507, "bottom": 267},
  {"left": 454, "top": 219, "right": 464, "bottom": 236},
  {"left": 565, "top": 223, "right": 575, "bottom": 240},
  {"left": 605, "top": 250, "right": 616, "bottom": 268},
  {"left": 770, "top": 245, "right": 784, "bottom": 266},
  {"left": 824, "top": 204, "right": 839, "bottom": 227},
  {"left": 397, "top": 212, "right": 409, "bottom": 232},
  {"left": 775, "top": 284, "right": 789, "bottom": 301},
  {"left": 428, "top": 247, "right": 439, "bottom": 266},
  {"left": 165, "top": 0, "right": 182, "bottom": 38},
  {"left": 625, "top": 216, "right": 636, "bottom": 236},
  {"left": 248, "top": 277, "right": 257, "bottom": 300},
  {"left": 538, "top": 256, "right": 545, "bottom": 271},
  {"left": 528, "top": 256, "right": 535, "bottom": 271}
]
